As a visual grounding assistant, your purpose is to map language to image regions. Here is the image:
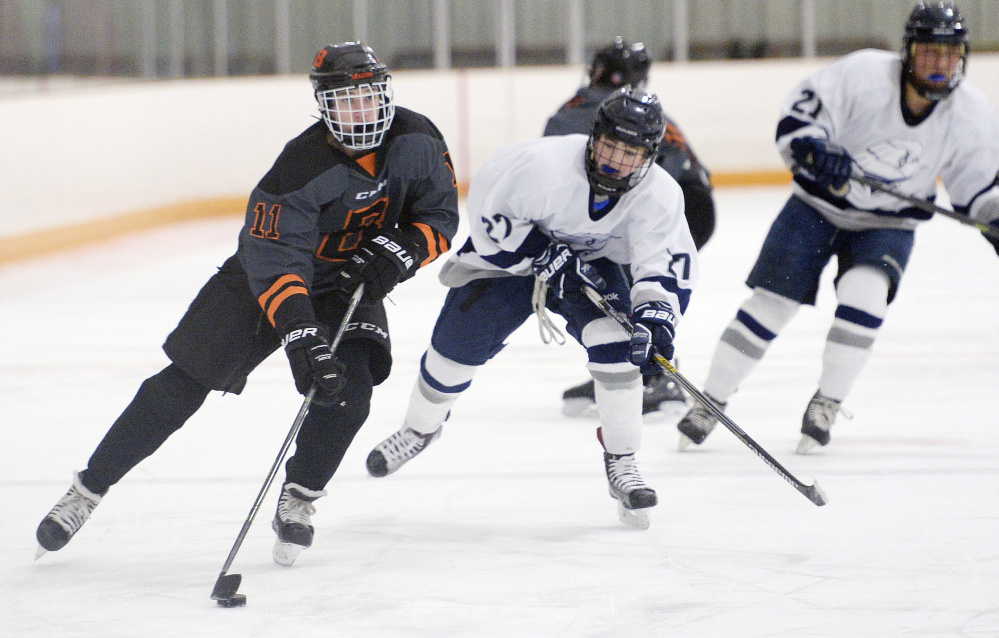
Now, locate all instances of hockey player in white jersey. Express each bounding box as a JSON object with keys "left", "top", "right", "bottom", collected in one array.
[
  {"left": 676, "top": 1, "right": 999, "bottom": 454},
  {"left": 366, "top": 87, "right": 698, "bottom": 528}
]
